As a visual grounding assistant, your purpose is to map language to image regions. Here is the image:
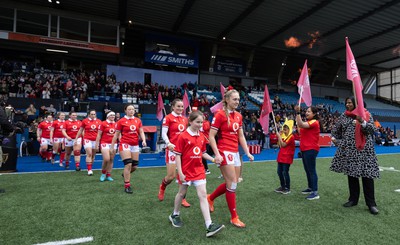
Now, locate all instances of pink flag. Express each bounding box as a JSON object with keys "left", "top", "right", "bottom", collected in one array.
[
  {"left": 346, "top": 37, "right": 366, "bottom": 119},
  {"left": 260, "top": 85, "right": 273, "bottom": 133},
  {"left": 210, "top": 83, "right": 226, "bottom": 113},
  {"left": 297, "top": 60, "right": 312, "bottom": 107},
  {"left": 182, "top": 90, "right": 190, "bottom": 116},
  {"left": 156, "top": 92, "right": 165, "bottom": 121}
]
